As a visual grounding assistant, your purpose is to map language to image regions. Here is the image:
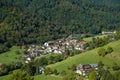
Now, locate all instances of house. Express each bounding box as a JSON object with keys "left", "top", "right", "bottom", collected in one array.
[
  {"left": 75, "top": 46, "right": 83, "bottom": 51},
  {"left": 25, "top": 57, "right": 31, "bottom": 64},
  {"left": 75, "top": 44, "right": 83, "bottom": 50},
  {"left": 25, "top": 61, "right": 29, "bottom": 64},
  {"left": 28, "top": 45, "right": 41, "bottom": 56},
  {"left": 90, "top": 64, "right": 98, "bottom": 70},
  {"left": 28, "top": 46, "right": 33, "bottom": 52},
  {"left": 76, "top": 64, "right": 98, "bottom": 76},
  {"left": 66, "top": 45, "right": 73, "bottom": 50},
  {"left": 102, "top": 31, "right": 116, "bottom": 35},
  {"left": 45, "top": 46, "right": 53, "bottom": 53},
  {"left": 39, "top": 66, "right": 44, "bottom": 74},
  {"left": 44, "top": 41, "right": 54, "bottom": 47},
  {"left": 76, "top": 64, "right": 92, "bottom": 76},
  {"left": 53, "top": 49, "right": 62, "bottom": 54},
  {"left": 27, "top": 57, "right": 31, "bottom": 61},
  {"left": 75, "top": 41, "right": 87, "bottom": 51},
  {"left": 53, "top": 45, "right": 59, "bottom": 50},
  {"left": 80, "top": 41, "right": 87, "bottom": 47},
  {"left": 67, "top": 34, "right": 80, "bottom": 40},
  {"left": 57, "top": 38, "right": 65, "bottom": 43},
  {"left": 21, "top": 45, "right": 26, "bottom": 49}
]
